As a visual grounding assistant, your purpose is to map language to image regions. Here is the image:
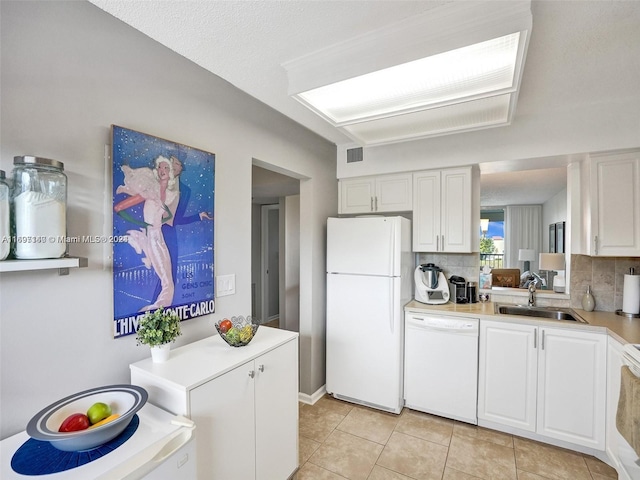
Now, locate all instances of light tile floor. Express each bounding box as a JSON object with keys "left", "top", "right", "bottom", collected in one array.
[{"left": 294, "top": 395, "right": 618, "bottom": 480}]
